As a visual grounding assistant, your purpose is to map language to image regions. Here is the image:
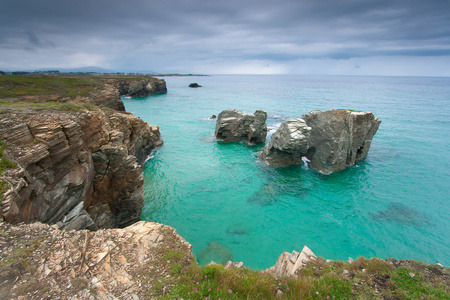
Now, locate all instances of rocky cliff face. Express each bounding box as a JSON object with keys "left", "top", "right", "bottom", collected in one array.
[
  {"left": 0, "top": 107, "right": 162, "bottom": 229},
  {"left": 215, "top": 109, "right": 268, "bottom": 144},
  {"left": 260, "top": 110, "right": 381, "bottom": 173}
]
